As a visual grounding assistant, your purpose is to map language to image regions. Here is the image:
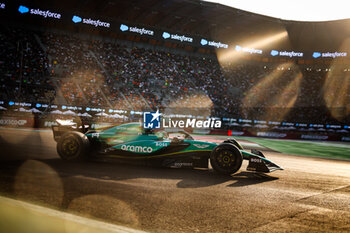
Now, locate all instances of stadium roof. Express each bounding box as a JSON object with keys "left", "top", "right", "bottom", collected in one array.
[{"left": 203, "top": 0, "right": 350, "bottom": 22}]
